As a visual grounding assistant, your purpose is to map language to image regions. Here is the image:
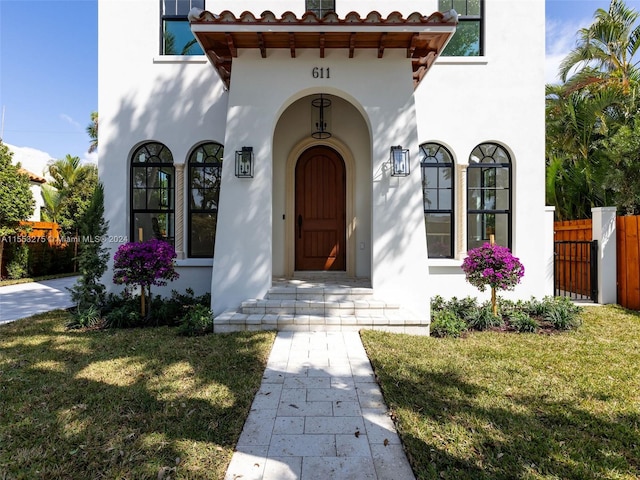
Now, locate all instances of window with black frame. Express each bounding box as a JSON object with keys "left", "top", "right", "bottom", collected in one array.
[
  {"left": 188, "top": 142, "right": 223, "bottom": 258},
  {"left": 467, "top": 143, "right": 511, "bottom": 250},
  {"left": 438, "top": 0, "right": 483, "bottom": 56},
  {"left": 305, "top": 0, "right": 335, "bottom": 17},
  {"left": 131, "top": 142, "right": 175, "bottom": 244},
  {"left": 161, "top": 0, "right": 204, "bottom": 55},
  {"left": 420, "top": 143, "right": 454, "bottom": 258}
]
